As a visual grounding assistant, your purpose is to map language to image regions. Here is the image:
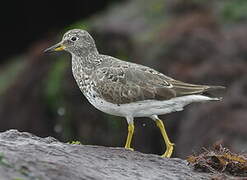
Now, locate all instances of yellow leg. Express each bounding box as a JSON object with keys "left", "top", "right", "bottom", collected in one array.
[
  {"left": 124, "top": 123, "right": 134, "bottom": 151},
  {"left": 156, "top": 119, "right": 174, "bottom": 158}
]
